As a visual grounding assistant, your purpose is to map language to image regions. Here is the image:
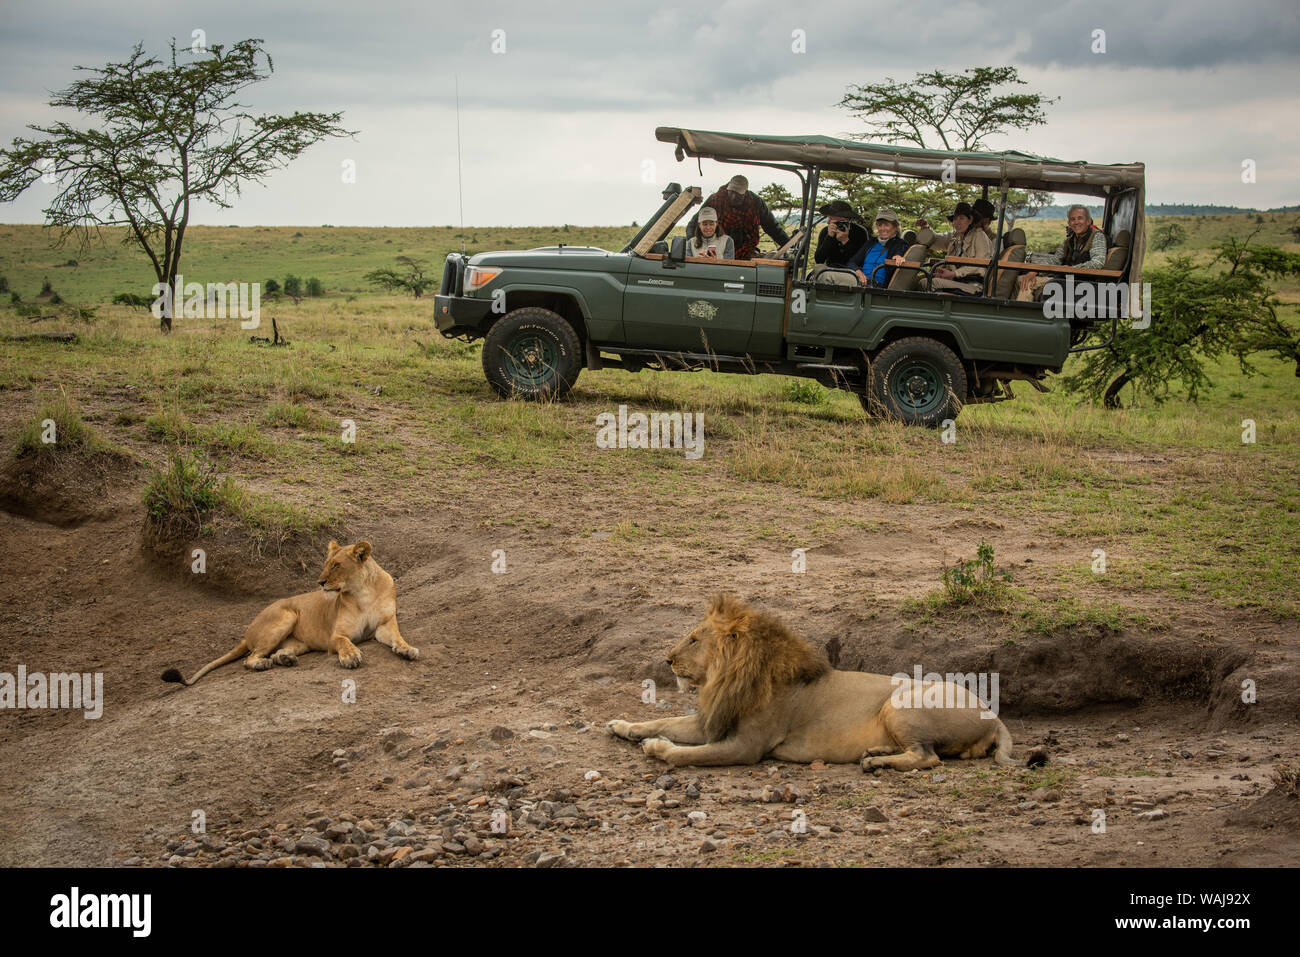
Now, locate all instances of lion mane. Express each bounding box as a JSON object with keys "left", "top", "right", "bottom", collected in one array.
[{"left": 697, "top": 593, "right": 829, "bottom": 741}]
